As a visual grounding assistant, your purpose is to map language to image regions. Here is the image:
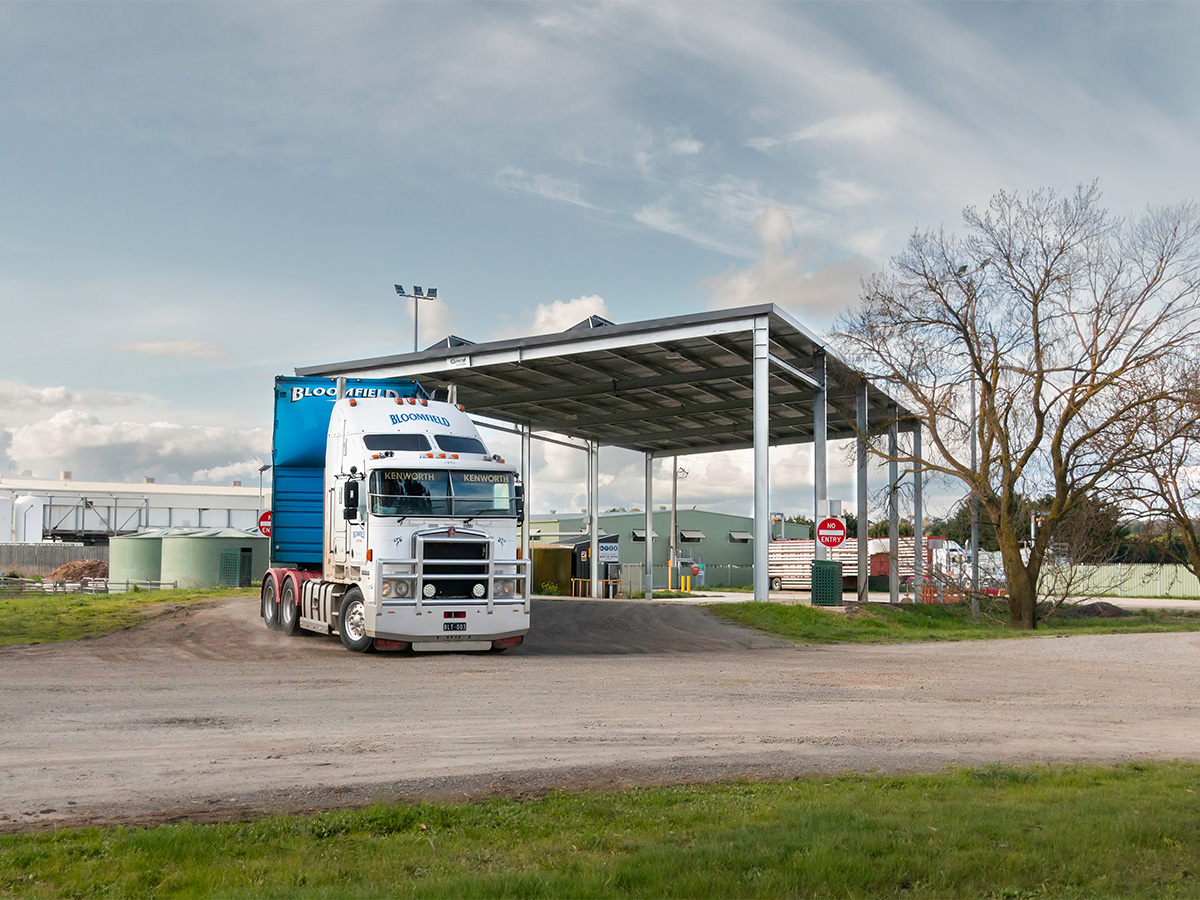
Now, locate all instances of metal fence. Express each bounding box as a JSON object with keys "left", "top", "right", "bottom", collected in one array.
[
  {"left": 1040, "top": 563, "right": 1200, "bottom": 599},
  {"left": 0, "top": 543, "right": 108, "bottom": 577},
  {"left": 0, "top": 577, "right": 176, "bottom": 598}
]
